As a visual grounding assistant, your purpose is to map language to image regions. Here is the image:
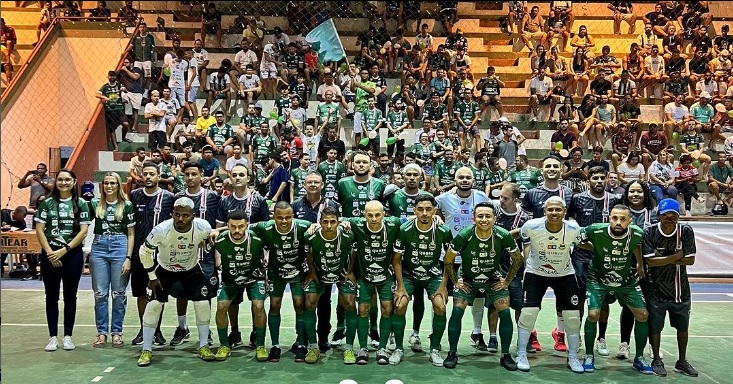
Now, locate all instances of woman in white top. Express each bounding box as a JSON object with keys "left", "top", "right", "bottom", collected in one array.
[
  {"left": 617, "top": 151, "right": 646, "bottom": 186},
  {"left": 647, "top": 149, "right": 679, "bottom": 203}
]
